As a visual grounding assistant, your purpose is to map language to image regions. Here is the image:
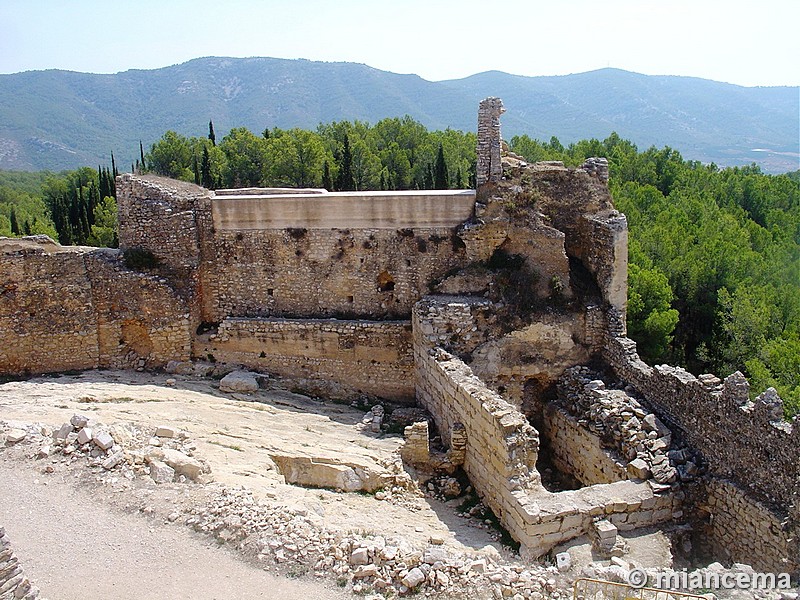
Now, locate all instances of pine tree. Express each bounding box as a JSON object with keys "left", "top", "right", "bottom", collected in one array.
[
  {"left": 139, "top": 141, "right": 146, "bottom": 171},
  {"left": 434, "top": 143, "right": 449, "bottom": 189},
  {"left": 9, "top": 207, "right": 19, "bottom": 236},
  {"left": 335, "top": 135, "right": 355, "bottom": 191},
  {"left": 208, "top": 121, "right": 216, "bottom": 146},
  {"left": 322, "top": 161, "right": 333, "bottom": 191}
]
